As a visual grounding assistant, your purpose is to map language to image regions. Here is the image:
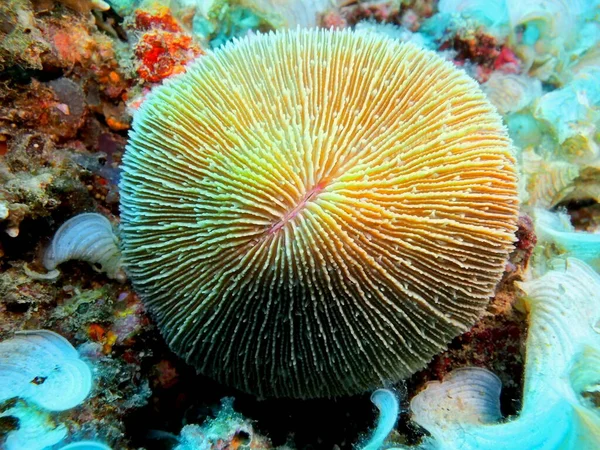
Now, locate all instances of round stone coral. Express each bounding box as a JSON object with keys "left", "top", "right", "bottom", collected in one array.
[{"left": 120, "top": 29, "right": 519, "bottom": 398}]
